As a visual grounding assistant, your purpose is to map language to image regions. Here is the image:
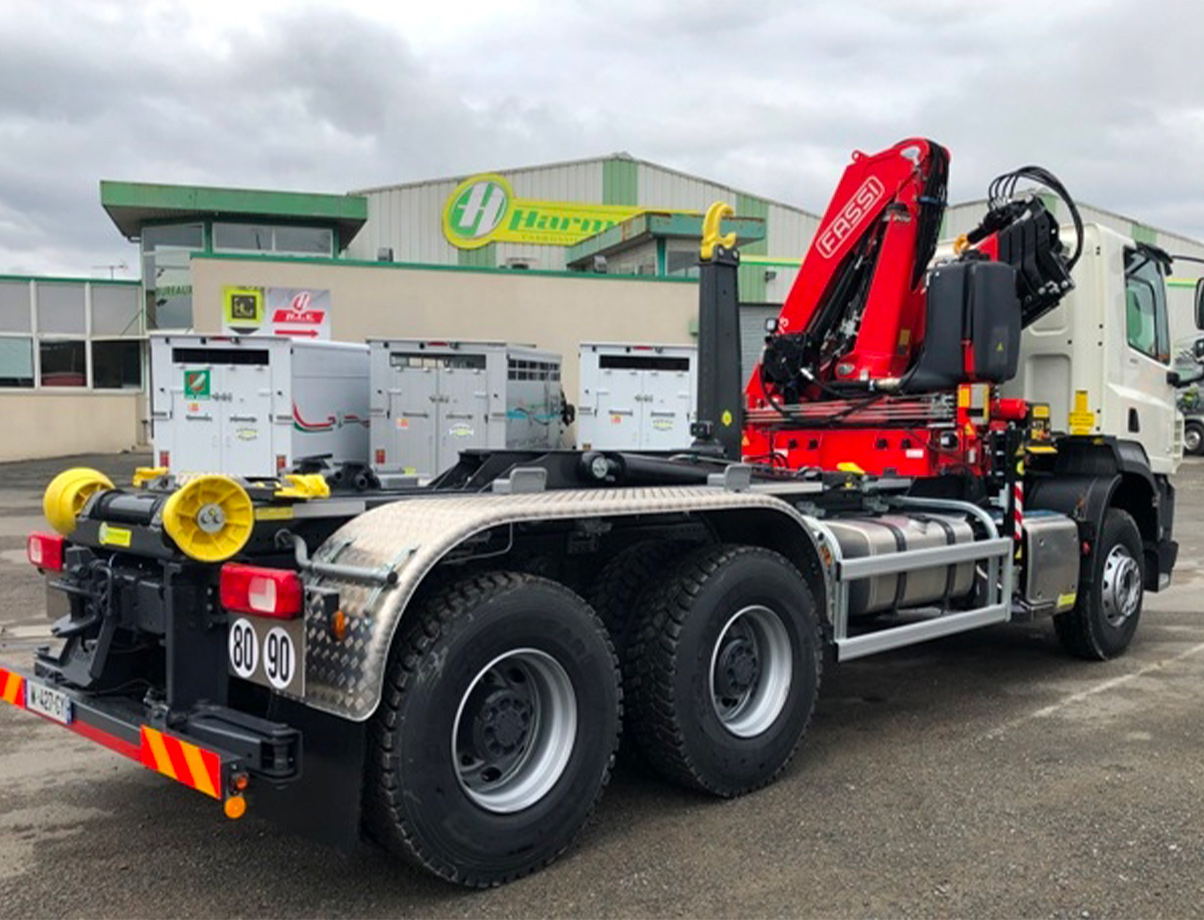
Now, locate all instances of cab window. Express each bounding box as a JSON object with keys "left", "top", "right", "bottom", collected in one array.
[{"left": 1124, "top": 247, "right": 1170, "bottom": 363}]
